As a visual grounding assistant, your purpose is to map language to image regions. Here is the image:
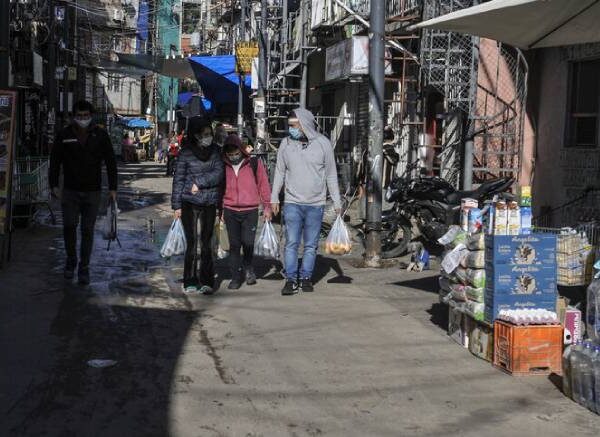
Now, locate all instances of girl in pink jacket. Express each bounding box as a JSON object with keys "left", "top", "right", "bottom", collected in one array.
[{"left": 222, "top": 134, "right": 272, "bottom": 289}]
